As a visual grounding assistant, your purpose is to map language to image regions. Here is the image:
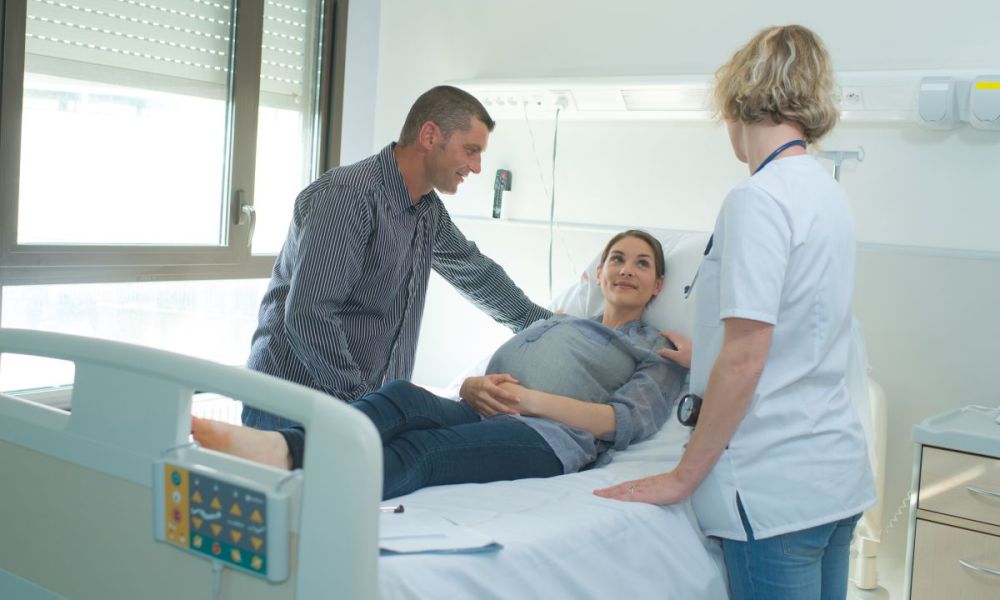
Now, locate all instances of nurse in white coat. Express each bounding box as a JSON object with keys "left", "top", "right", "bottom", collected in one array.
[{"left": 596, "top": 24, "right": 874, "bottom": 600}]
